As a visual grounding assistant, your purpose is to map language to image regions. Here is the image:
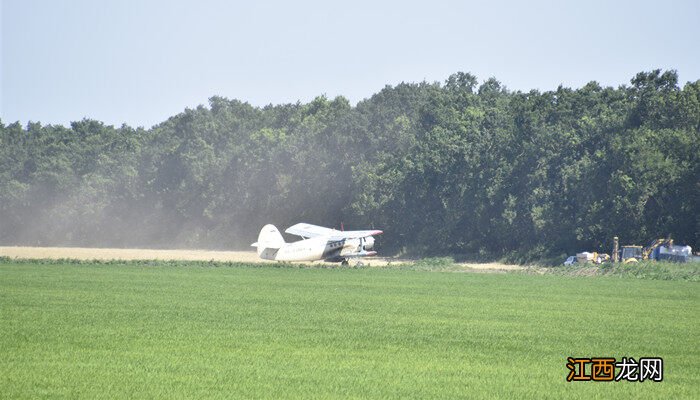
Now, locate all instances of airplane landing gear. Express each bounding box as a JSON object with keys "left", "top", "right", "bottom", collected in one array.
[{"left": 340, "top": 259, "right": 367, "bottom": 268}]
